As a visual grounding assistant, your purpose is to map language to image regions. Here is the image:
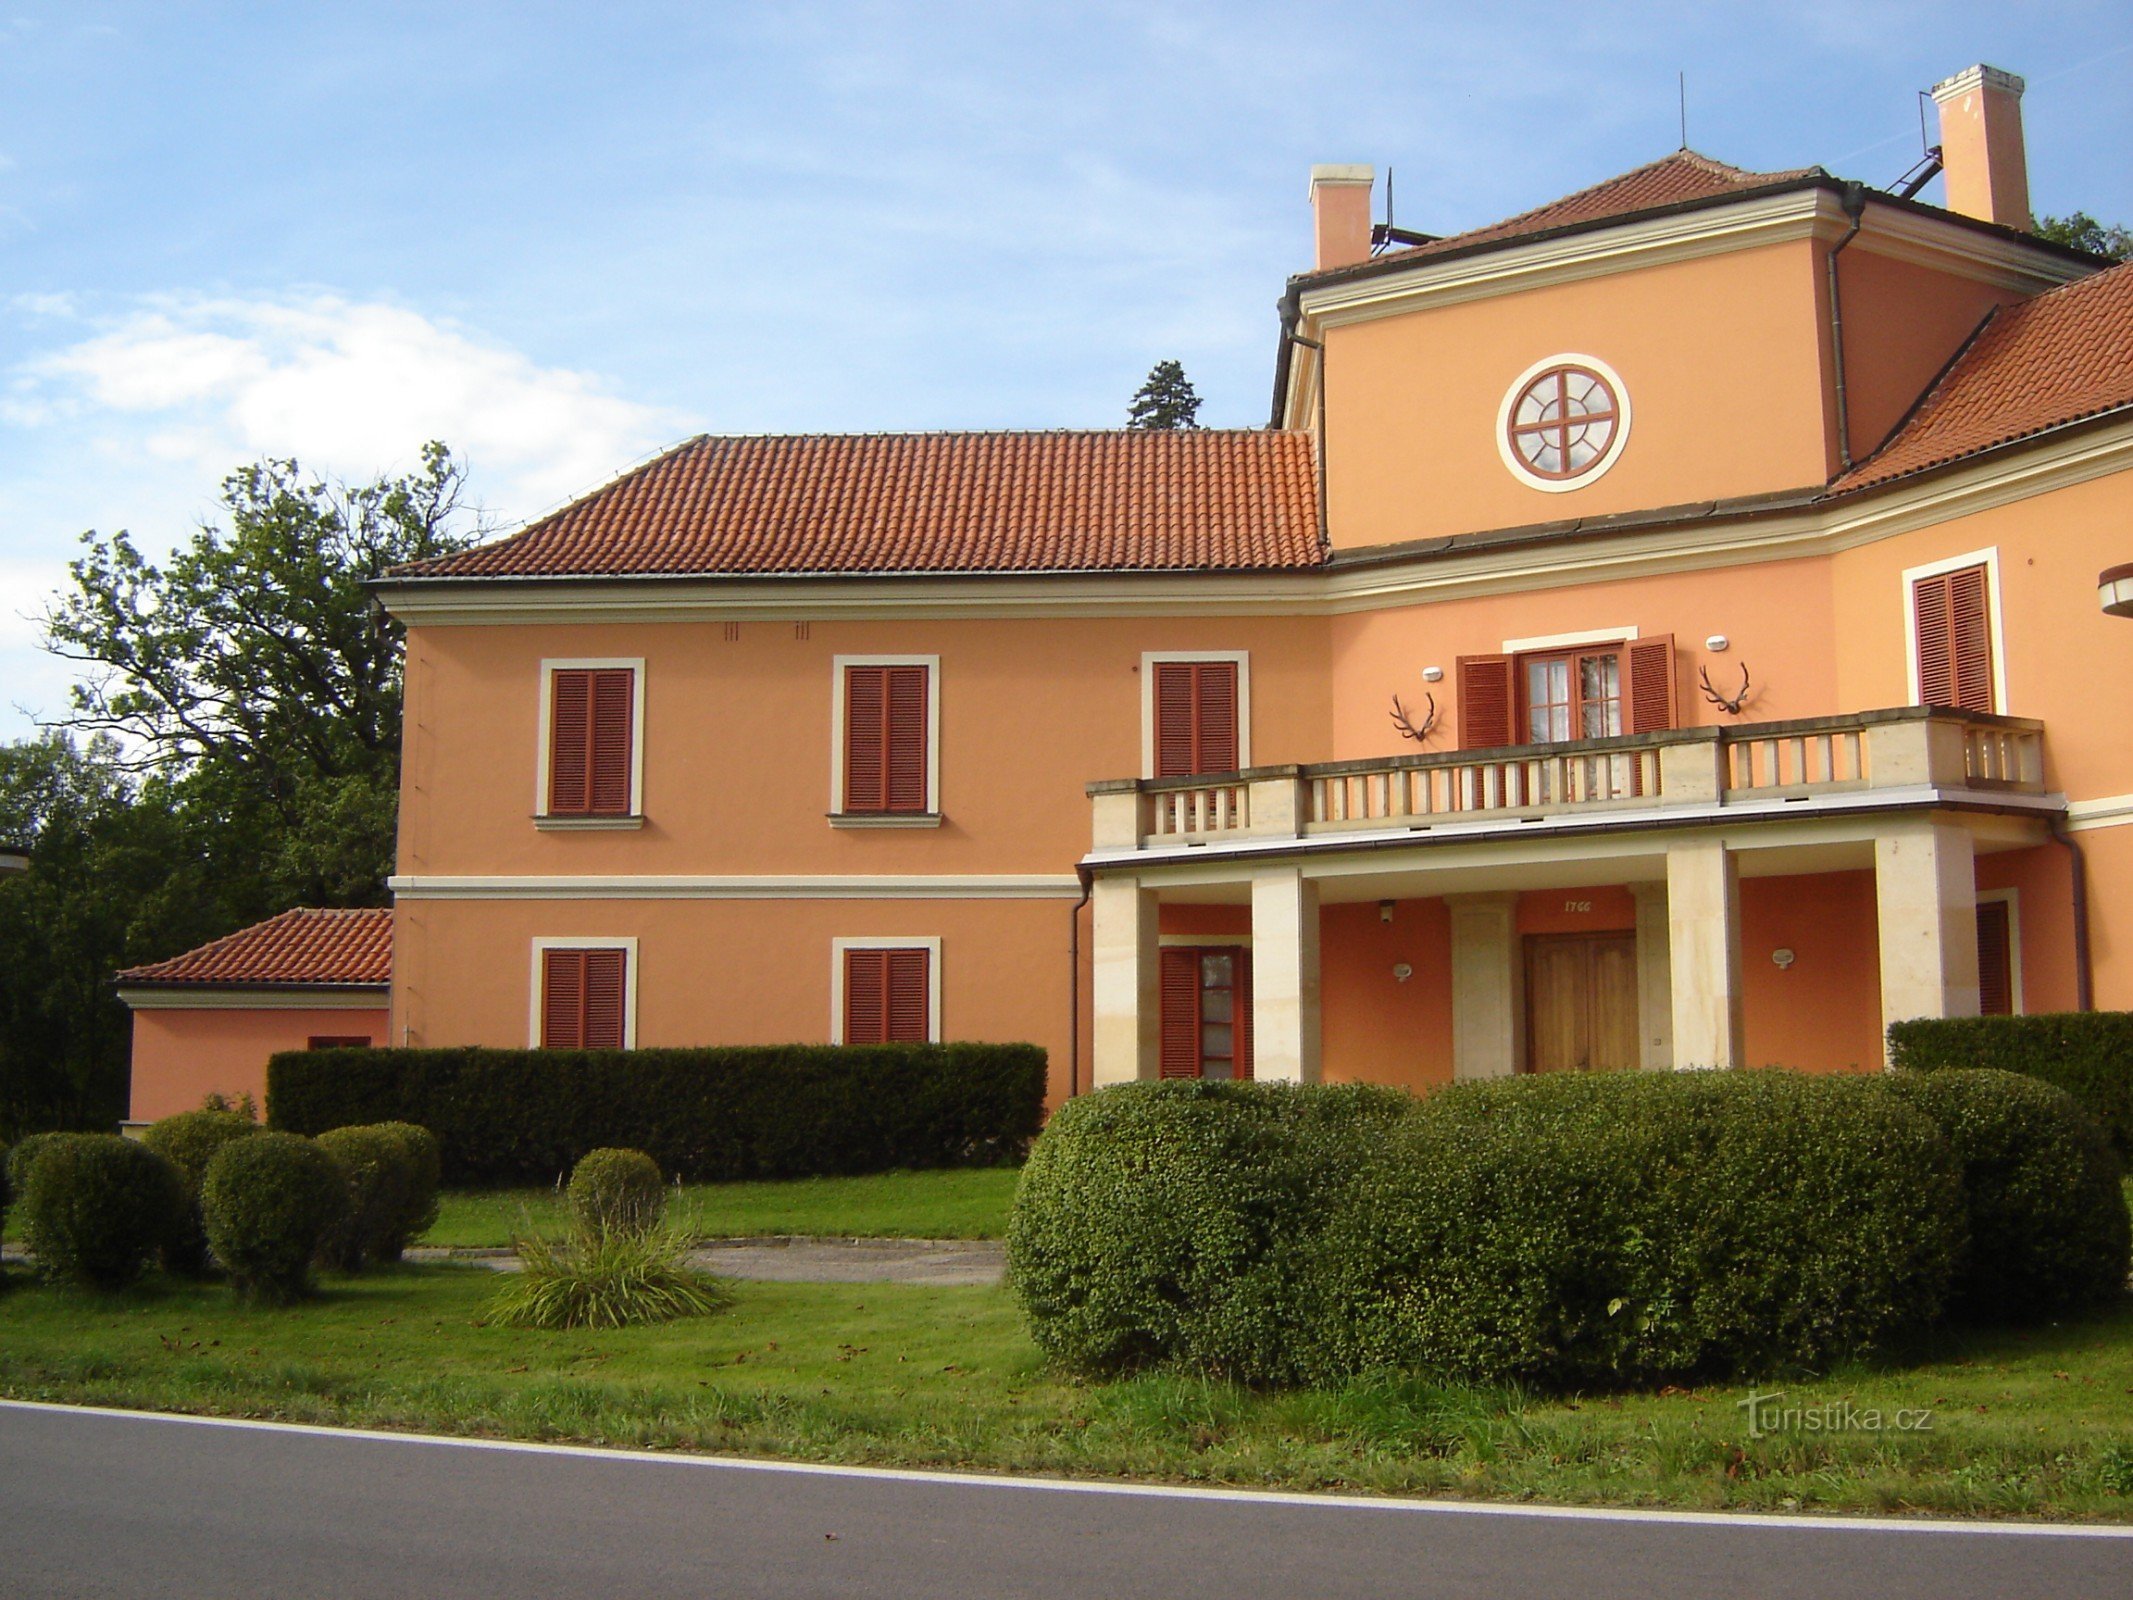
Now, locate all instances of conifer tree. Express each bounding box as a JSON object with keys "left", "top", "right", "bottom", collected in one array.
[{"left": 1126, "top": 359, "right": 1204, "bottom": 430}]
